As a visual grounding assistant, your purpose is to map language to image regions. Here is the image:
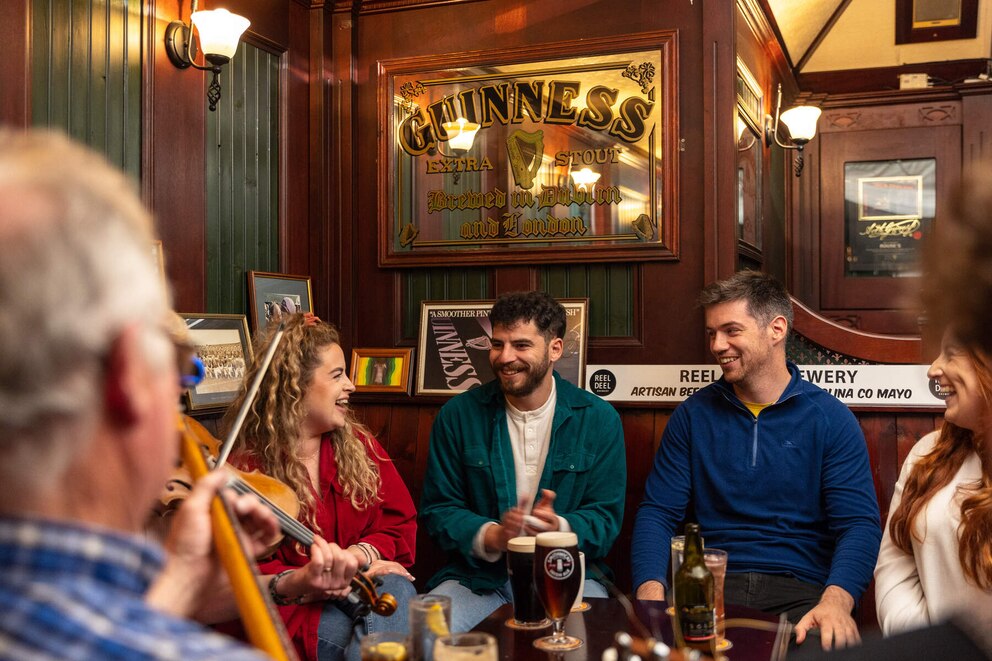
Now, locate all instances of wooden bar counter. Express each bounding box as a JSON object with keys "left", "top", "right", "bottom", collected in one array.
[{"left": 473, "top": 598, "right": 786, "bottom": 661}]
